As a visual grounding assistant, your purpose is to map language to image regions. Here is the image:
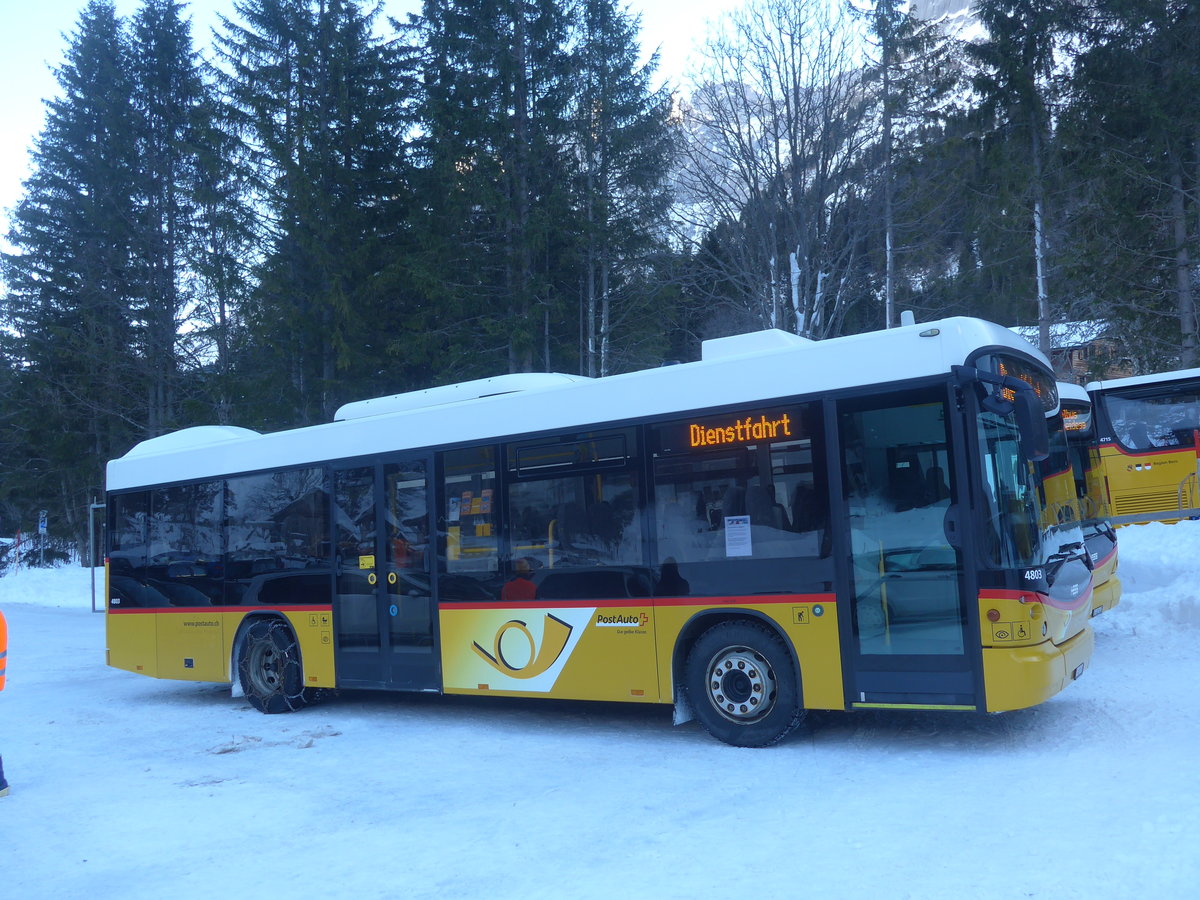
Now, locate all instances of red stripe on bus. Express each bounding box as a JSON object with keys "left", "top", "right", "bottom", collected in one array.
[
  {"left": 1103, "top": 443, "right": 1192, "bottom": 459},
  {"left": 981, "top": 589, "right": 1037, "bottom": 601},
  {"left": 439, "top": 593, "right": 835, "bottom": 612},
  {"left": 108, "top": 593, "right": 839, "bottom": 615},
  {"left": 1053, "top": 583, "right": 1093, "bottom": 611},
  {"left": 980, "top": 586, "right": 1092, "bottom": 611},
  {"left": 652, "top": 593, "right": 834, "bottom": 608},
  {"left": 108, "top": 605, "right": 333, "bottom": 615}
]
